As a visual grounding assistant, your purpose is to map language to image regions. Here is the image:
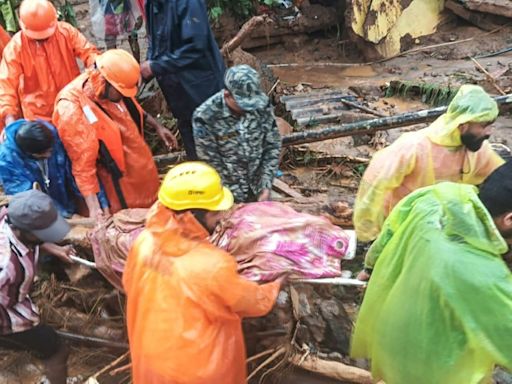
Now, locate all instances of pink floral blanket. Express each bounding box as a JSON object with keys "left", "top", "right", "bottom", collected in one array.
[{"left": 211, "top": 202, "right": 355, "bottom": 282}]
